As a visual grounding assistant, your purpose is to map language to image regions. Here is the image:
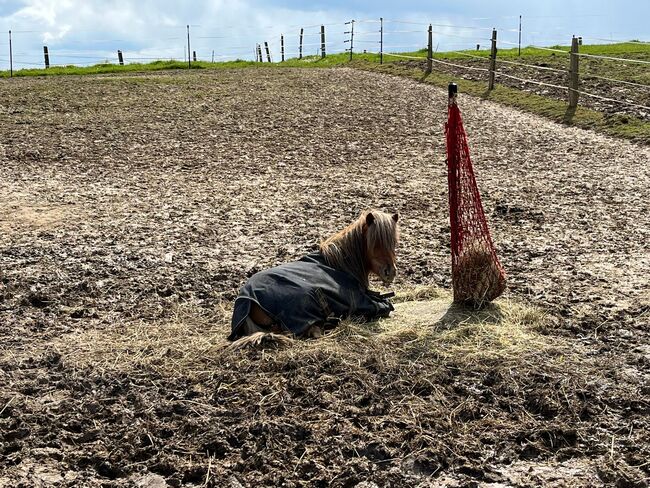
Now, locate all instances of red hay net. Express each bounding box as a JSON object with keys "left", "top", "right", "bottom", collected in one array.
[{"left": 445, "top": 90, "right": 506, "bottom": 307}]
